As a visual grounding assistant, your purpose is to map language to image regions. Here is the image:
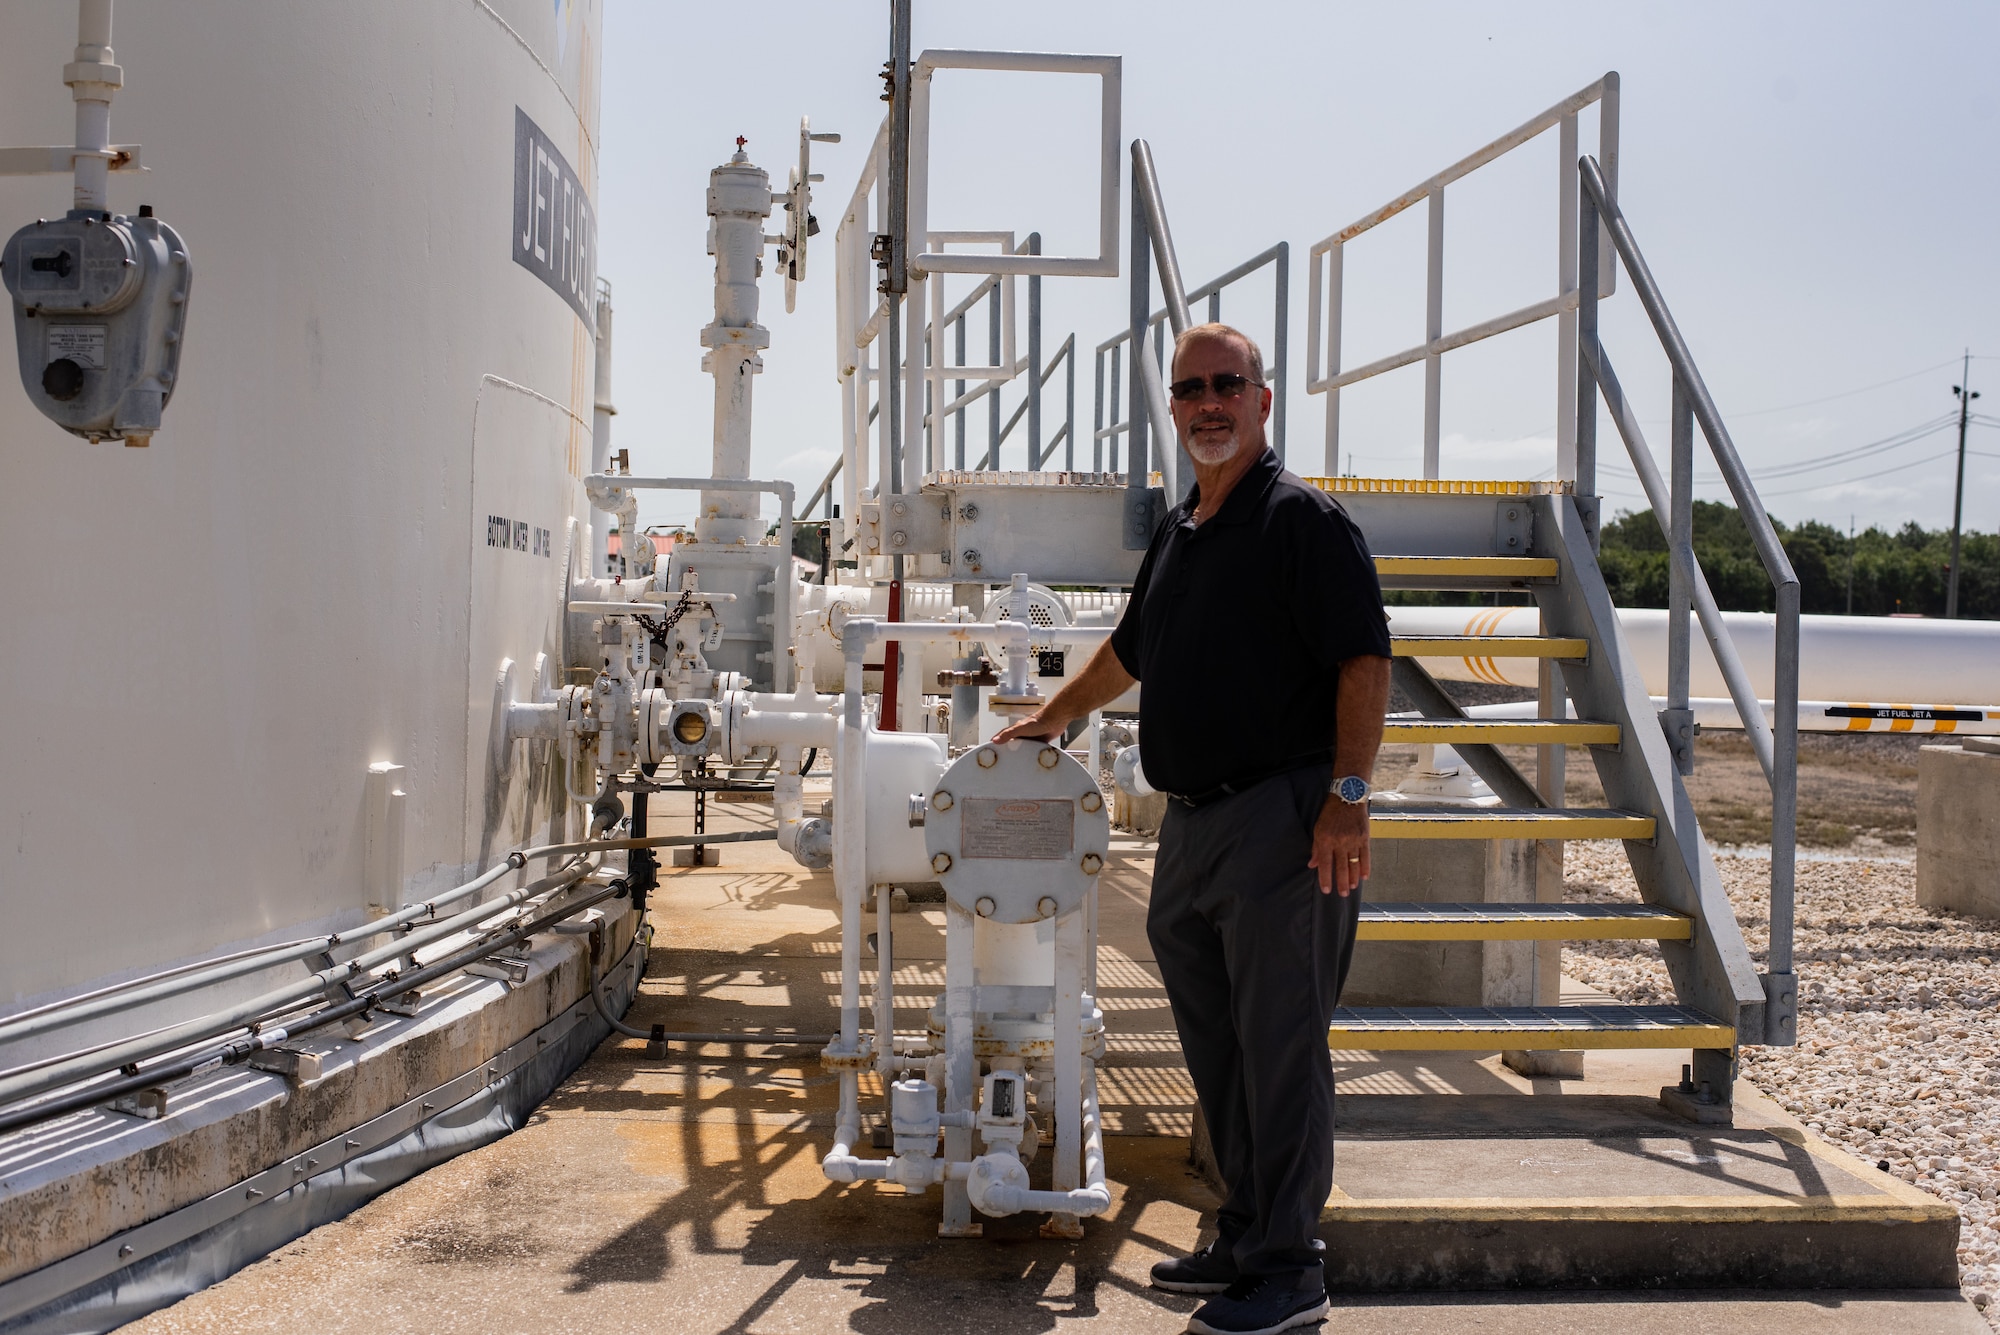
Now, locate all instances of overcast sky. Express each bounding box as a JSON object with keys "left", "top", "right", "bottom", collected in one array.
[{"left": 598, "top": 1, "right": 2000, "bottom": 540}]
